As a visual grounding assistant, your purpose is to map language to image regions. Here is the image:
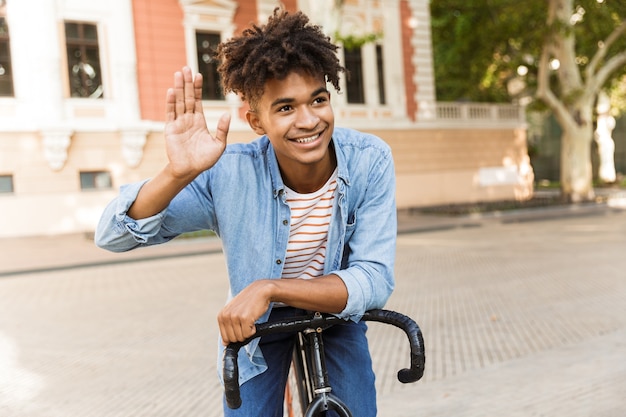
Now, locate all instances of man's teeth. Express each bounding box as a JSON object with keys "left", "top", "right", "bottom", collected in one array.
[{"left": 295, "top": 134, "right": 319, "bottom": 143}]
